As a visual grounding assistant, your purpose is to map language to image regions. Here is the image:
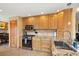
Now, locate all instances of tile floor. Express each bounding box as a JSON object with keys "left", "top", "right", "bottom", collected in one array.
[
  {"left": 0, "top": 47, "right": 50, "bottom": 56},
  {"left": 0, "top": 45, "right": 79, "bottom": 56}
]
